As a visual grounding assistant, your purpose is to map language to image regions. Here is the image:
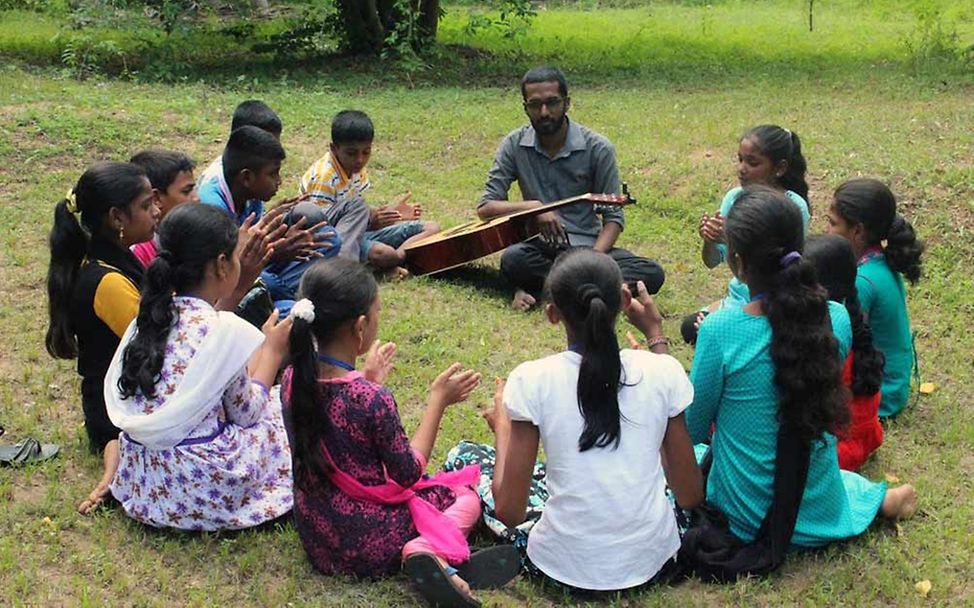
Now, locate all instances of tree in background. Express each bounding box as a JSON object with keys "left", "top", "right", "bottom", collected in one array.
[{"left": 332, "top": 0, "right": 535, "bottom": 56}]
